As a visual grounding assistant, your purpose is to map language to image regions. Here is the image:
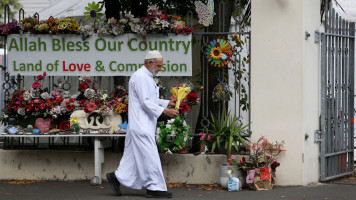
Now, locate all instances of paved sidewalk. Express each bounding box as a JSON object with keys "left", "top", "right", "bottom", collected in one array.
[{"left": 1, "top": 180, "right": 356, "bottom": 200}]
